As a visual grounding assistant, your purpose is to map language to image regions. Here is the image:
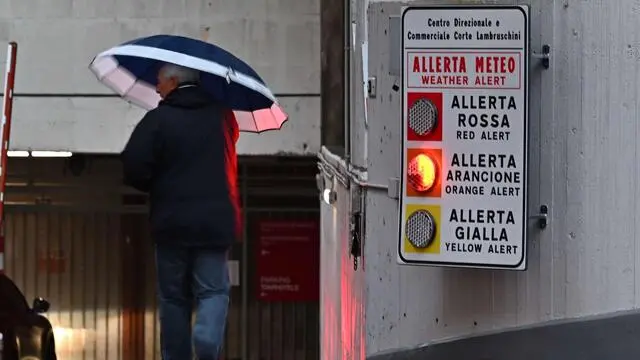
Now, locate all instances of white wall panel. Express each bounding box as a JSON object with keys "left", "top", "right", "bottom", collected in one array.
[
  {"left": 322, "top": 0, "right": 640, "bottom": 357},
  {"left": 0, "top": 0, "right": 320, "bottom": 154},
  {"left": 8, "top": 95, "right": 319, "bottom": 155}
]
